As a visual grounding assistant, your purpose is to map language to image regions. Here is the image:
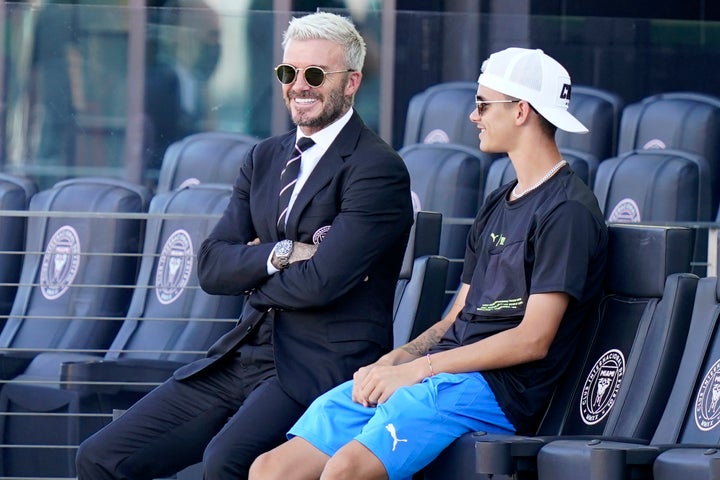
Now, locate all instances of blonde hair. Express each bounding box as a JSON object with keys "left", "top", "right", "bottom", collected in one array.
[{"left": 282, "top": 12, "right": 366, "bottom": 72}]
